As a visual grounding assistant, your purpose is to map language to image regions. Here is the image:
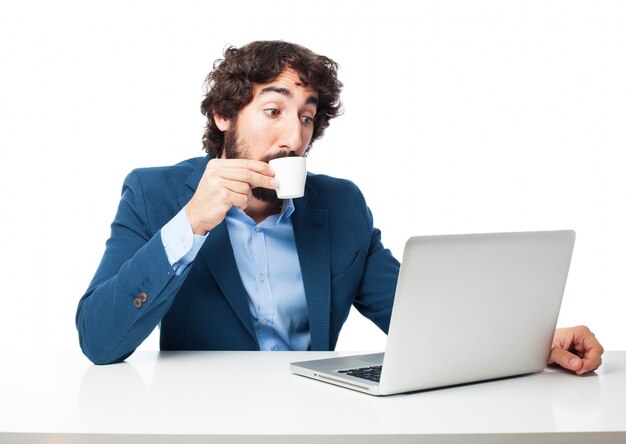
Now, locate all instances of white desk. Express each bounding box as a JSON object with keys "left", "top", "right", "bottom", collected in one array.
[{"left": 1, "top": 351, "right": 625, "bottom": 443}]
